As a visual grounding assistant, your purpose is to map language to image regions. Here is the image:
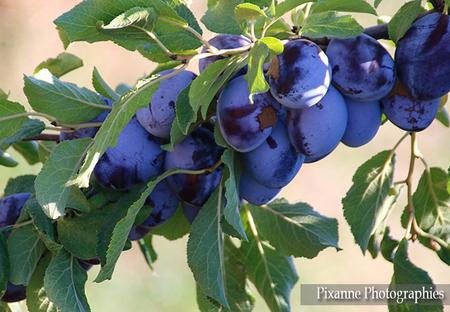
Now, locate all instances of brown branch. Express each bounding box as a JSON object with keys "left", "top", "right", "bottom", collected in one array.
[{"left": 23, "top": 134, "right": 60, "bottom": 143}]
